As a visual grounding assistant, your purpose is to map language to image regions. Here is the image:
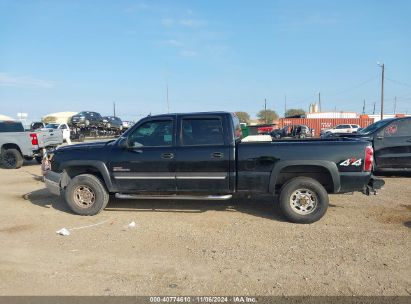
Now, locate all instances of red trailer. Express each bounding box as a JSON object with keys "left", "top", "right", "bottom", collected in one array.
[{"left": 278, "top": 118, "right": 374, "bottom": 137}]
